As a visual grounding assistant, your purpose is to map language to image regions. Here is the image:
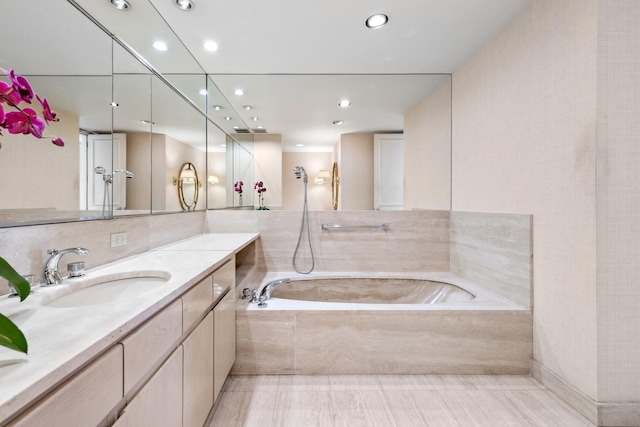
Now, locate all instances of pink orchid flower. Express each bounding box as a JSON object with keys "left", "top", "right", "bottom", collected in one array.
[
  {"left": 4, "top": 108, "right": 45, "bottom": 138},
  {"left": 5, "top": 69, "right": 34, "bottom": 104},
  {"left": 37, "top": 95, "right": 58, "bottom": 123},
  {"left": 52, "top": 136, "right": 65, "bottom": 147}
]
